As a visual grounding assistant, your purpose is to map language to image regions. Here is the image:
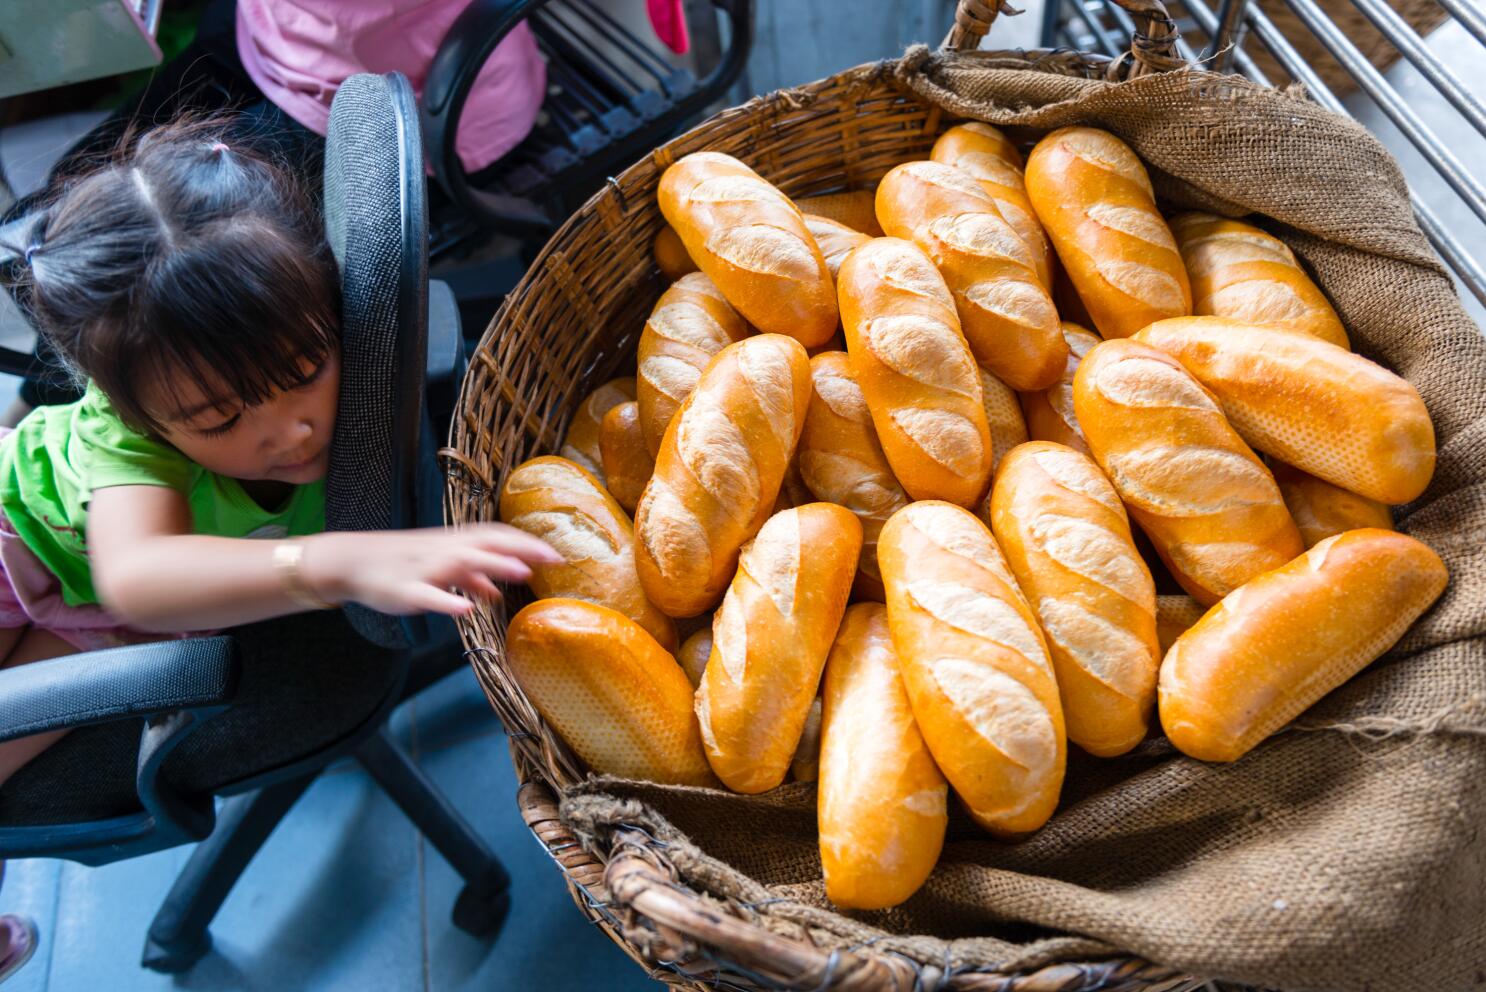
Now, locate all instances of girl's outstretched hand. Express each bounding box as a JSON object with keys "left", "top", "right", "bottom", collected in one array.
[{"left": 304, "top": 524, "right": 562, "bottom": 616}]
